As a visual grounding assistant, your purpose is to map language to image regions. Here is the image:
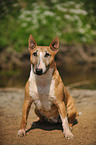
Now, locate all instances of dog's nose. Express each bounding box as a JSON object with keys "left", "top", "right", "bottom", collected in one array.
[{"left": 36, "top": 68, "right": 43, "bottom": 75}]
